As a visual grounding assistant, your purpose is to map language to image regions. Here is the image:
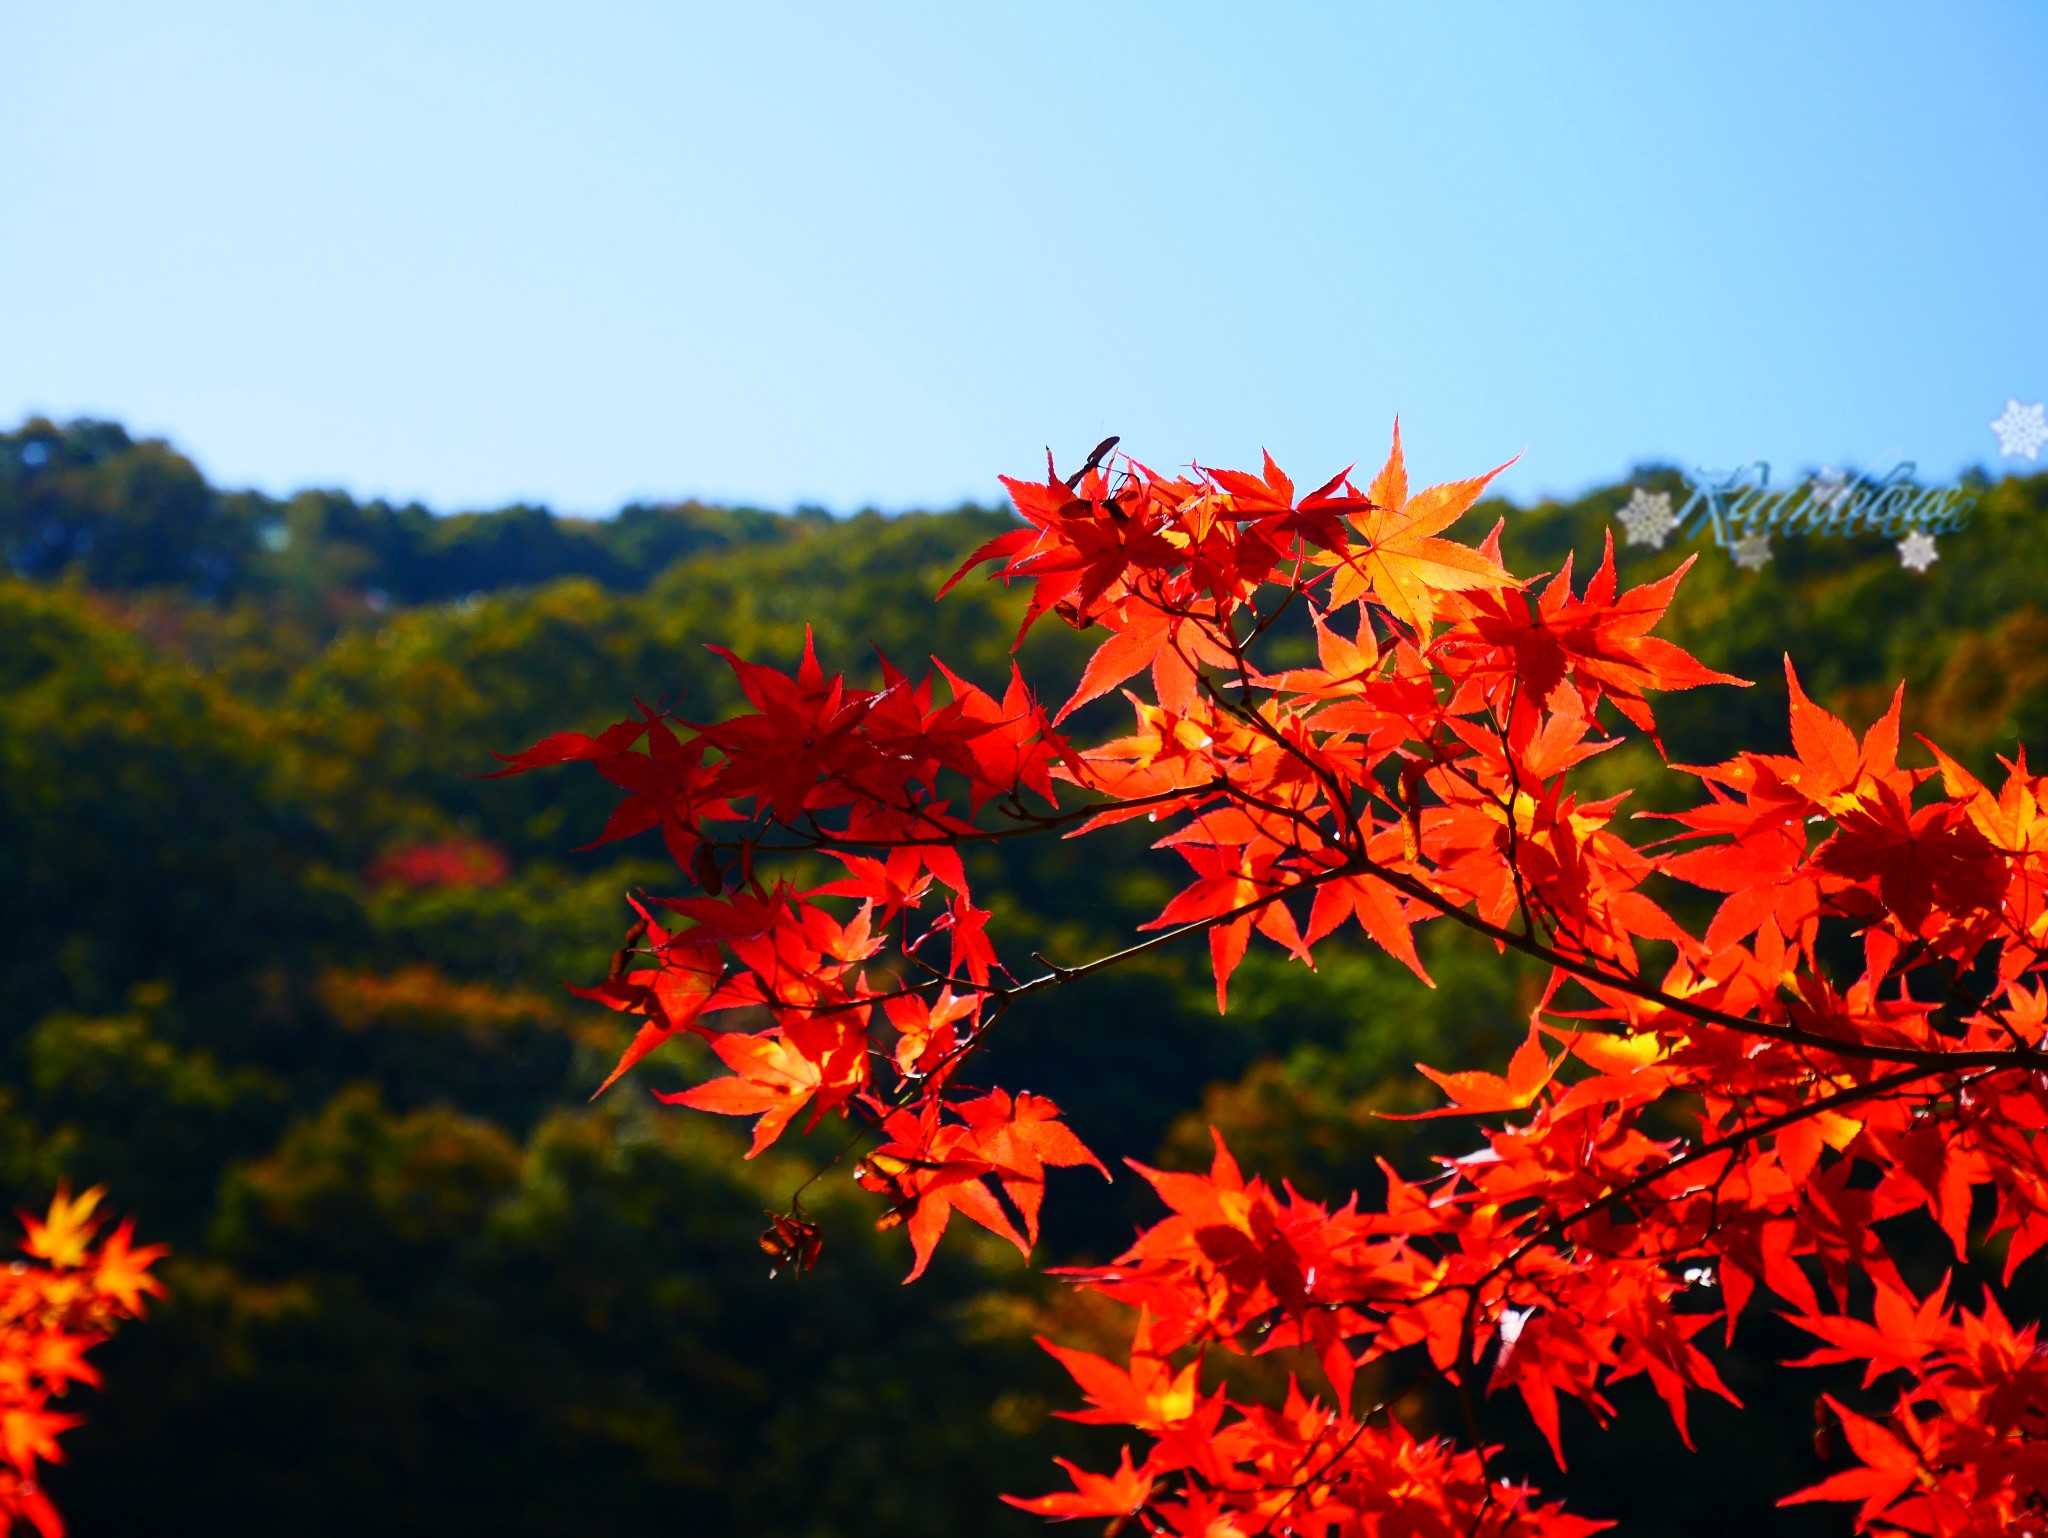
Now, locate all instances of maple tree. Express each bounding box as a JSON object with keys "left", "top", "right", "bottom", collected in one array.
[
  {"left": 0, "top": 1187, "right": 164, "bottom": 1538},
  {"left": 503, "top": 427, "right": 2048, "bottom": 1535}
]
